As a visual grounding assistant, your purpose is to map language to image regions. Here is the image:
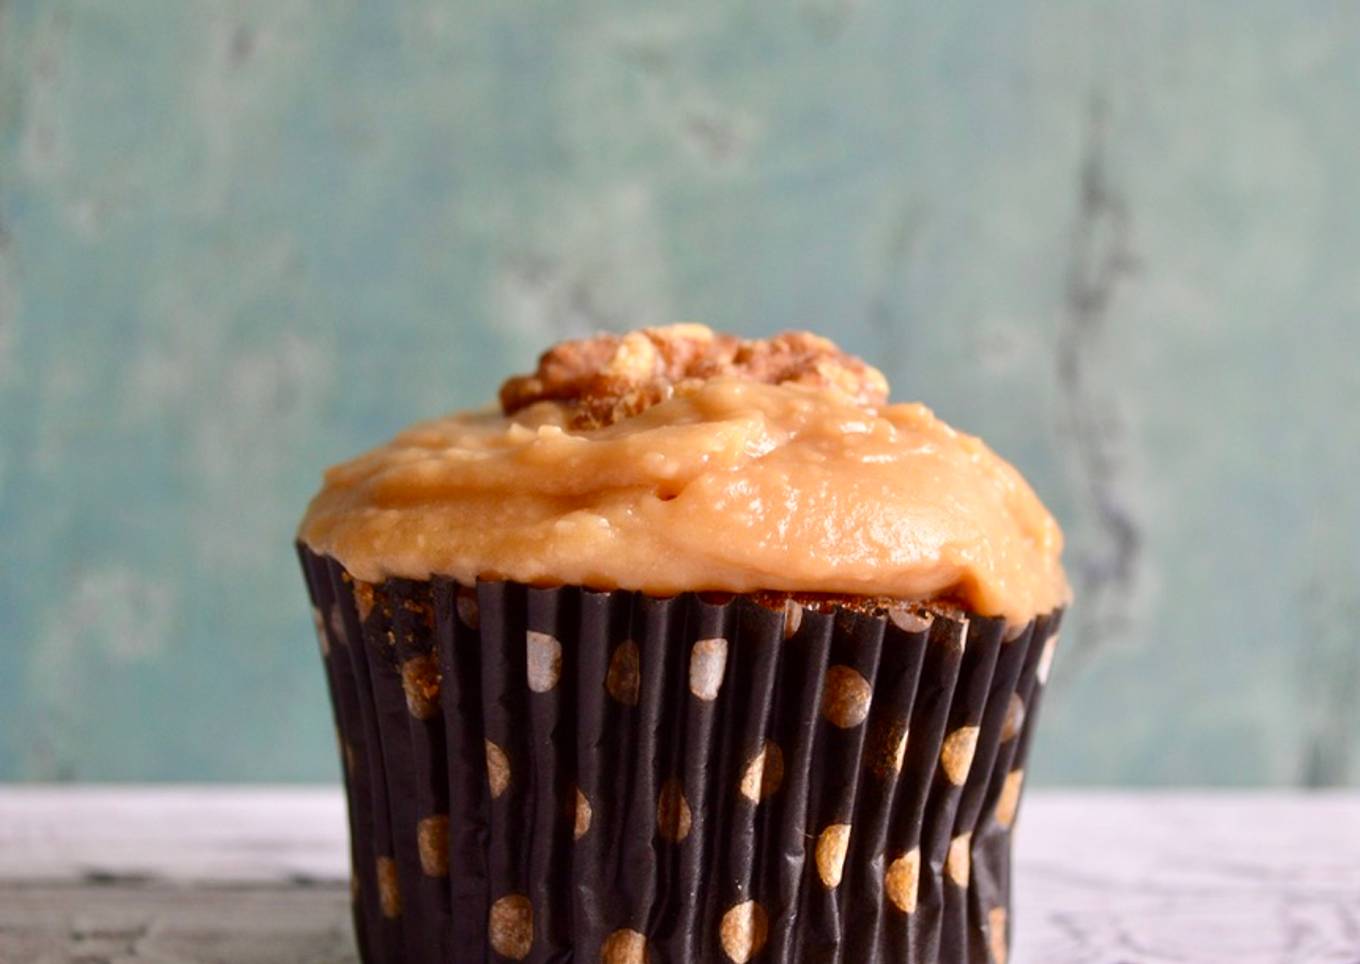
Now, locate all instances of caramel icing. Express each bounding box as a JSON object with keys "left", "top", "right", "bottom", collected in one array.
[{"left": 299, "top": 326, "right": 1068, "bottom": 623}]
